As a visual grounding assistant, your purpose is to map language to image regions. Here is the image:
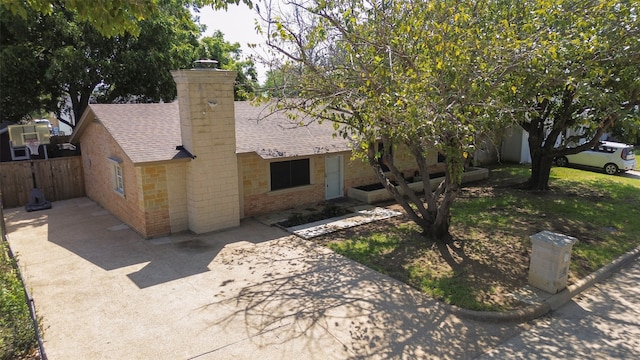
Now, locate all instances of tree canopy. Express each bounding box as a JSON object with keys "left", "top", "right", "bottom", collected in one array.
[
  {"left": 259, "top": 0, "right": 640, "bottom": 239},
  {"left": 0, "top": 6, "right": 61, "bottom": 123},
  {"left": 504, "top": 0, "right": 640, "bottom": 189},
  {"left": 262, "top": 64, "right": 302, "bottom": 97},
  {"left": 2, "top": 0, "right": 253, "bottom": 36},
  {"left": 1, "top": 1, "right": 201, "bottom": 125},
  {"left": 260, "top": 0, "right": 519, "bottom": 240},
  {"left": 197, "top": 31, "right": 259, "bottom": 100},
  {"left": 1, "top": 0, "right": 260, "bottom": 124}
]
